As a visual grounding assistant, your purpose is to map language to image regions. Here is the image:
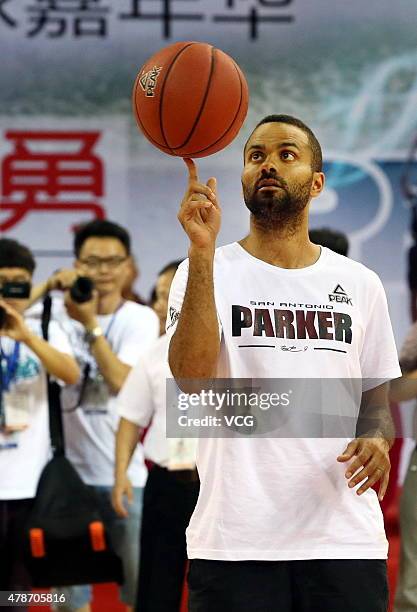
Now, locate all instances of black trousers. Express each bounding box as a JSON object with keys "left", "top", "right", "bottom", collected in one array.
[
  {"left": 135, "top": 464, "right": 199, "bottom": 612},
  {"left": 188, "top": 558, "right": 389, "bottom": 612},
  {"left": 0, "top": 499, "right": 34, "bottom": 612}
]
